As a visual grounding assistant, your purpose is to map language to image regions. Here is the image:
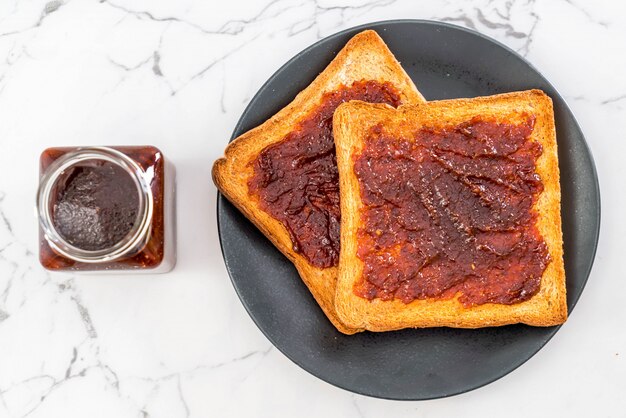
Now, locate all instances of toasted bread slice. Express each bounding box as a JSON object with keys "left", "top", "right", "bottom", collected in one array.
[
  {"left": 213, "top": 30, "right": 425, "bottom": 334},
  {"left": 333, "top": 90, "right": 566, "bottom": 331}
]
